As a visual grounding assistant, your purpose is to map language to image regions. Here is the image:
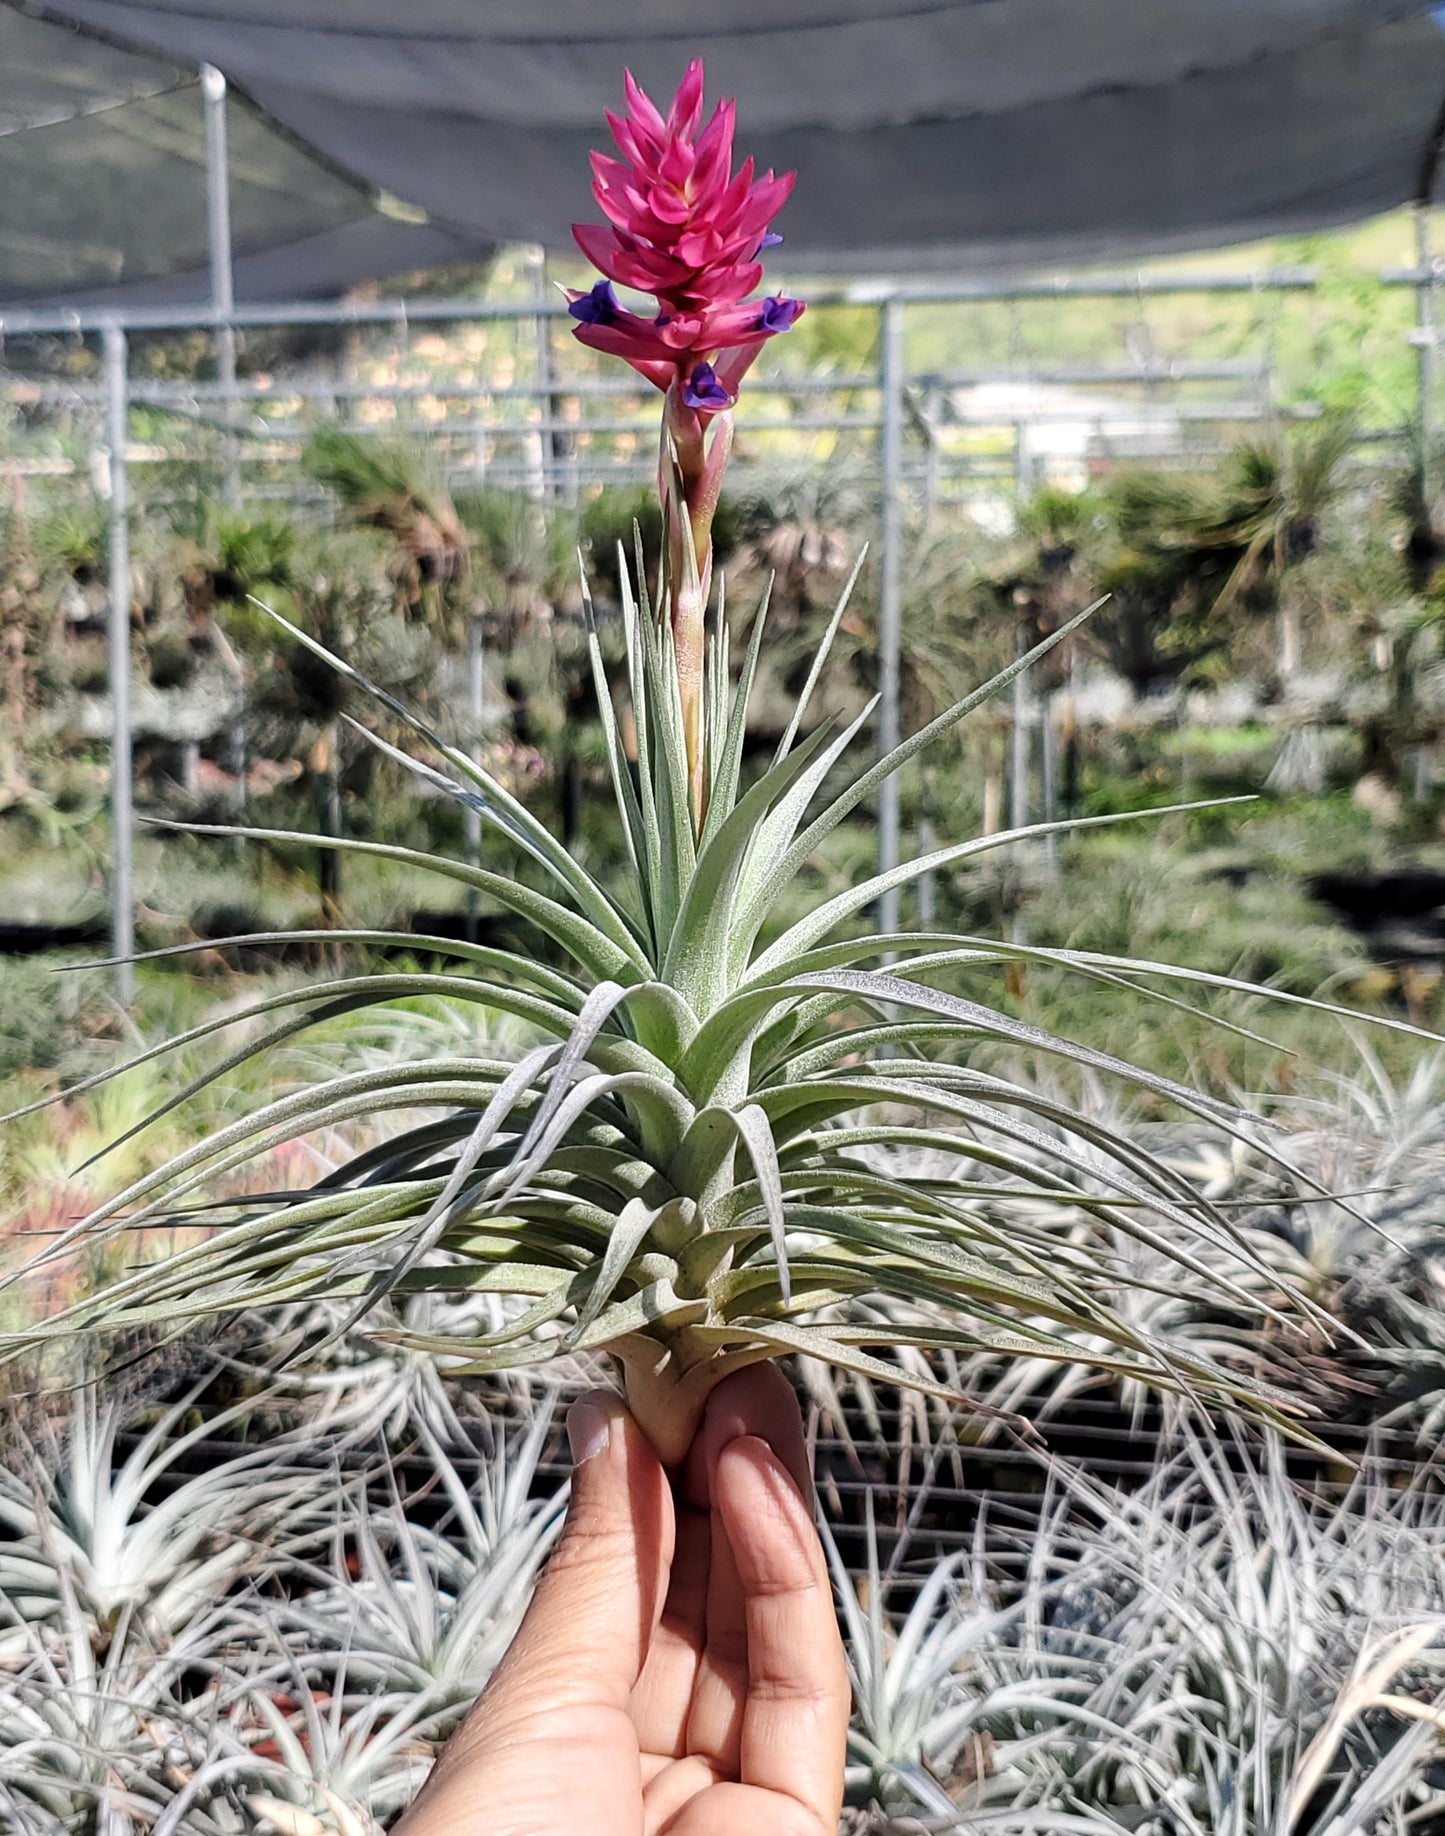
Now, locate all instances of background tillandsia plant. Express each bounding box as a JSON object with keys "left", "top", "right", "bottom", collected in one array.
[{"left": 2, "top": 62, "right": 1438, "bottom": 1467}]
